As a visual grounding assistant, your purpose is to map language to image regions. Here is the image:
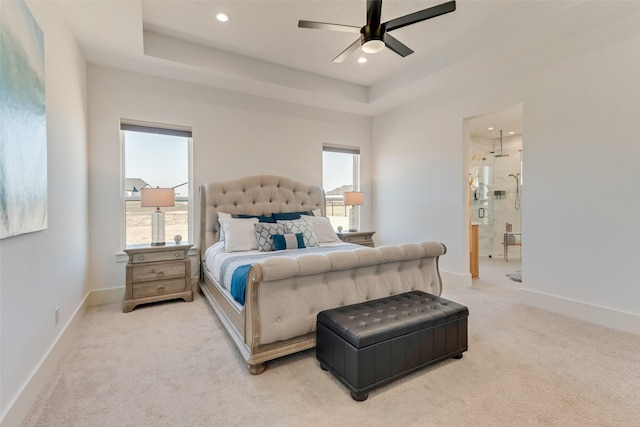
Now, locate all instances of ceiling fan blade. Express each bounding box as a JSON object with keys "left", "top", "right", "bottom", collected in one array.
[
  {"left": 383, "top": 33, "right": 414, "bottom": 57},
  {"left": 332, "top": 37, "right": 362, "bottom": 63},
  {"left": 366, "top": 0, "right": 383, "bottom": 27},
  {"left": 384, "top": 0, "right": 456, "bottom": 32},
  {"left": 298, "top": 20, "right": 361, "bottom": 33}
]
